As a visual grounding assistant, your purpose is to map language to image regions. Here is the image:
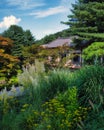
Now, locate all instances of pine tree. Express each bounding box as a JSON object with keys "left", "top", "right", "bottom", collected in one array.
[
  {"left": 2, "top": 25, "right": 35, "bottom": 58},
  {"left": 24, "top": 30, "right": 35, "bottom": 46},
  {"left": 64, "top": 0, "right": 104, "bottom": 45}
]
